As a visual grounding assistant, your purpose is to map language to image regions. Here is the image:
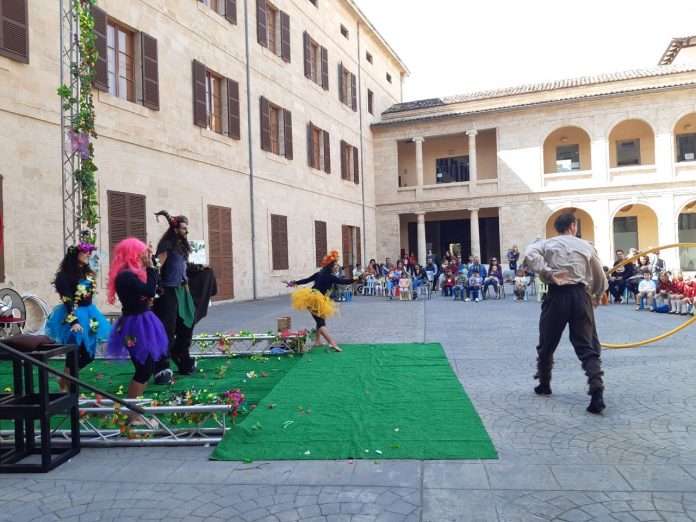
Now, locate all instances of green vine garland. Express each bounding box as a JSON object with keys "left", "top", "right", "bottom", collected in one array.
[{"left": 57, "top": 0, "right": 99, "bottom": 243}]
